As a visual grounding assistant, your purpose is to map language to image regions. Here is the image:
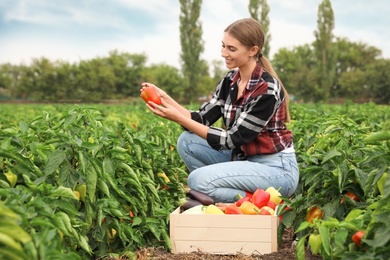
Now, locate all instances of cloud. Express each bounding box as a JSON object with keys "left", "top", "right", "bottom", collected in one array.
[{"left": 0, "top": 0, "right": 389, "bottom": 67}]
